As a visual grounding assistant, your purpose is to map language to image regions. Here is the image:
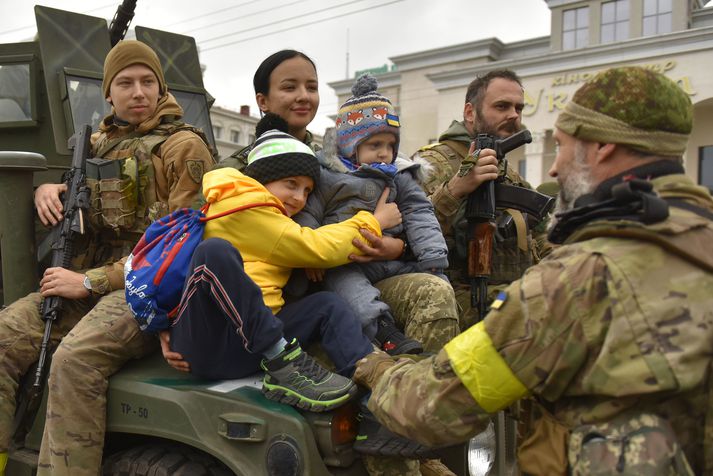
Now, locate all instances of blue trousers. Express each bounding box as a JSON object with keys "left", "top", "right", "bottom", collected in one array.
[{"left": 170, "top": 238, "right": 373, "bottom": 380}]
